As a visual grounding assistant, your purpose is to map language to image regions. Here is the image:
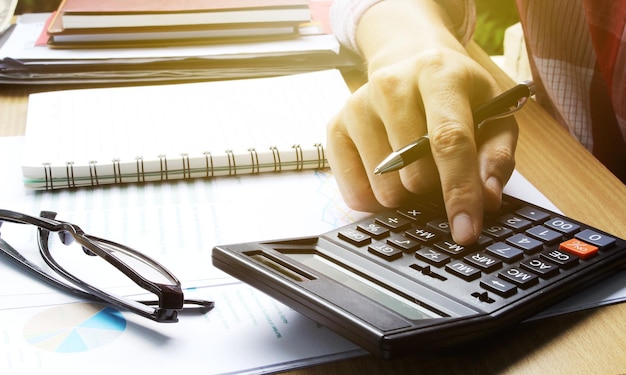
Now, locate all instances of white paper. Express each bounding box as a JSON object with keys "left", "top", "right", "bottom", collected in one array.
[
  {"left": 0, "top": 136, "right": 367, "bottom": 373},
  {"left": 0, "top": 136, "right": 624, "bottom": 373}
]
